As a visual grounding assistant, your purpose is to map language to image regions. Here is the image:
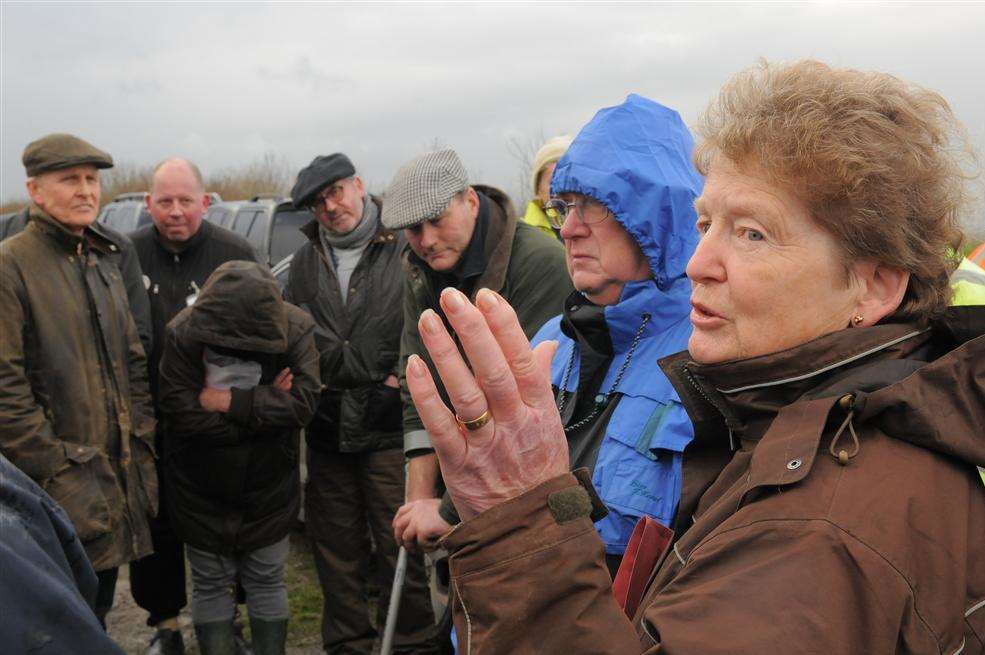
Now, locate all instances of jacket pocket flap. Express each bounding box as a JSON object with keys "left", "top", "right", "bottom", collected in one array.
[
  {"left": 607, "top": 397, "right": 691, "bottom": 459},
  {"left": 63, "top": 443, "right": 100, "bottom": 464}
]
